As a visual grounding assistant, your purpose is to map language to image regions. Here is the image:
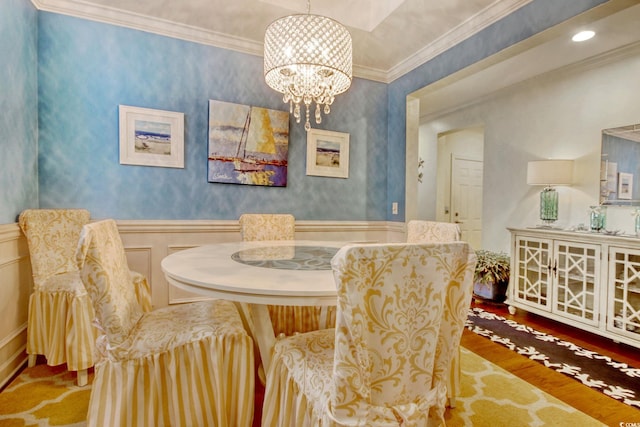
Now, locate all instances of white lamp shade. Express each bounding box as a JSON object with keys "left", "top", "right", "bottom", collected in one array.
[{"left": 527, "top": 160, "right": 574, "bottom": 186}]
